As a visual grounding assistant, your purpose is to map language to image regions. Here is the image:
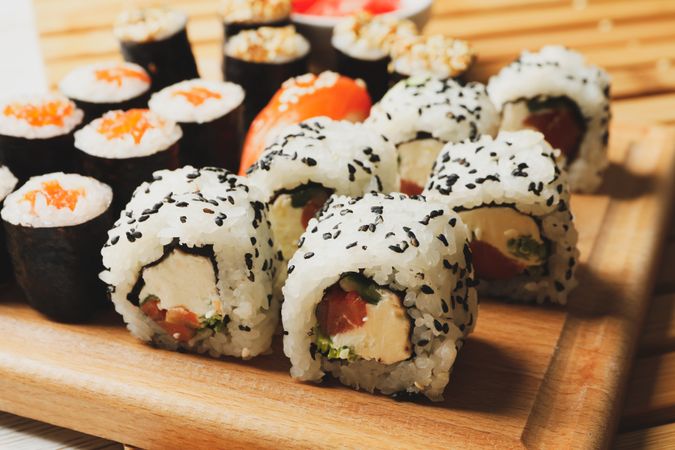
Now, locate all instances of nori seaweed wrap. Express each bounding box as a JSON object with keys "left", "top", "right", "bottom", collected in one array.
[
  {"left": 114, "top": 8, "right": 199, "bottom": 92},
  {"left": 220, "top": 0, "right": 291, "bottom": 39},
  {"left": 1, "top": 173, "right": 113, "bottom": 322}
]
